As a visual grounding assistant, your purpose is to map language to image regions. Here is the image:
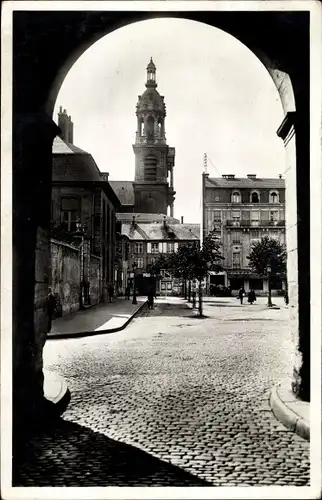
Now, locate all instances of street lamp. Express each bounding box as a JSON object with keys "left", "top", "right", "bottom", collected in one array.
[
  {"left": 266, "top": 260, "right": 273, "bottom": 308},
  {"left": 132, "top": 259, "right": 137, "bottom": 305},
  {"left": 75, "top": 218, "right": 89, "bottom": 309}
]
